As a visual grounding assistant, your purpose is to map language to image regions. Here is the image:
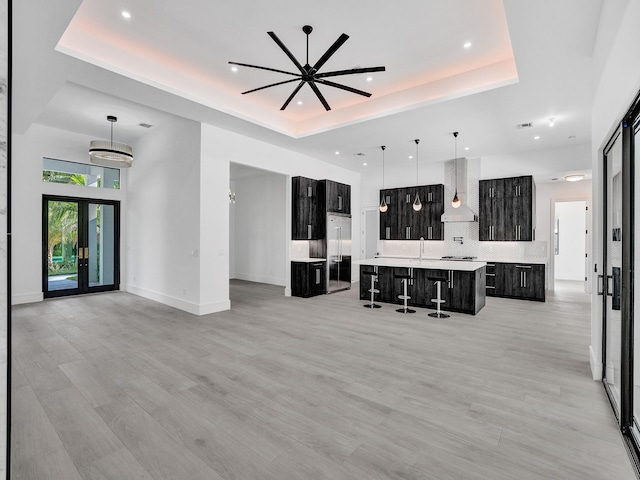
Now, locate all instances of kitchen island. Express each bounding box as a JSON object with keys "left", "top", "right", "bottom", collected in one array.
[{"left": 357, "top": 258, "right": 486, "bottom": 315}]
